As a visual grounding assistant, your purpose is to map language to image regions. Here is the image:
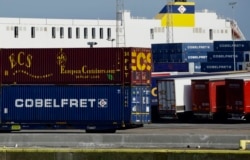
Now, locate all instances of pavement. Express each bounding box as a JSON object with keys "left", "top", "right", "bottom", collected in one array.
[{"left": 0, "top": 123, "right": 250, "bottom": 149}]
